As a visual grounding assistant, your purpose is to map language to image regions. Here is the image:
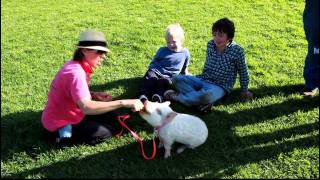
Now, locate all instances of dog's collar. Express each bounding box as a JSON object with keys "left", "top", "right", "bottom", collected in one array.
[{"left": 155, "top": 112, "right": 178, "bottom": 132}]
